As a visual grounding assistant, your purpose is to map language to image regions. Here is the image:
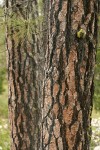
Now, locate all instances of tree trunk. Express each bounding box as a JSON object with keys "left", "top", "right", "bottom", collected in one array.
[
  {"left": 5, "top": 0, "right": 44, "bottom": 149},
  {"left": 42, "top": 0, "right": 98, "bottom": 150}
]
